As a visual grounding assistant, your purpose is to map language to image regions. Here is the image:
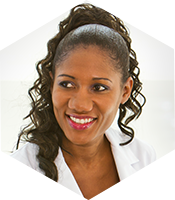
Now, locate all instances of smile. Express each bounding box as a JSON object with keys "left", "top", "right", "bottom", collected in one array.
[
  {"left": 66, "top": 115, "right": 96, "bottom": 130},
  {"left": 70, "top": 116, "right": 94, "bottom": 124}
]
